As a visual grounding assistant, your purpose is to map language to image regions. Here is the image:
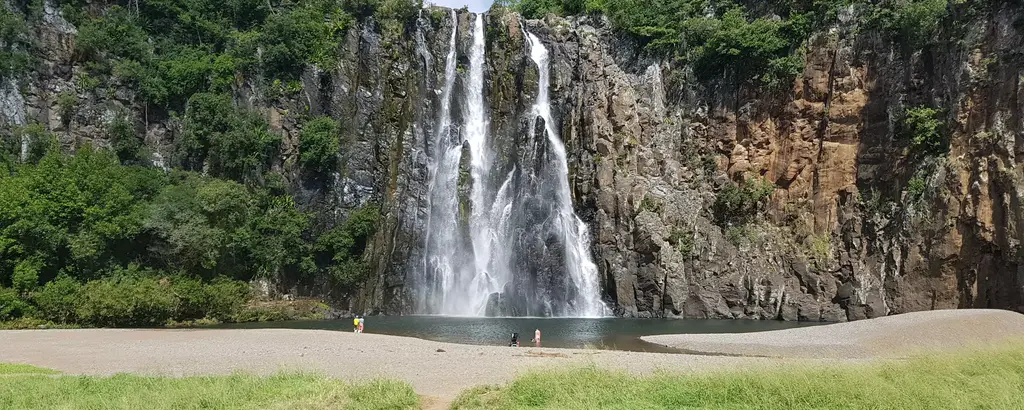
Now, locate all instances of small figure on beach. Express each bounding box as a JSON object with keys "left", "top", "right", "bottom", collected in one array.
[
  {"left": 353, "top": 316, "right": 360, "bottom": 333},
  {"left": 532, "top": 328, "right": 541, "bottom": 347},
  {"left": 358, "top": 316, "right": 365, "bottom": 333},
  {"left": 509, "top": 332, "right": 519, "bottom": 347}
]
